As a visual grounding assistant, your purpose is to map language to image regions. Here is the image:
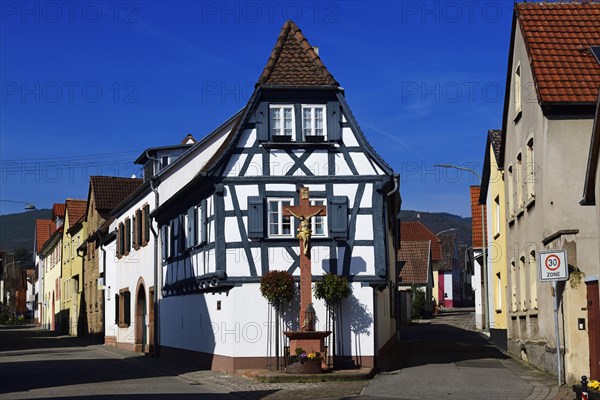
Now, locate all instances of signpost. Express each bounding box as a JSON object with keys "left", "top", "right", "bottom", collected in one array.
[{"left": 538, "top": 249, "right": 569, "bottom": 386}]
